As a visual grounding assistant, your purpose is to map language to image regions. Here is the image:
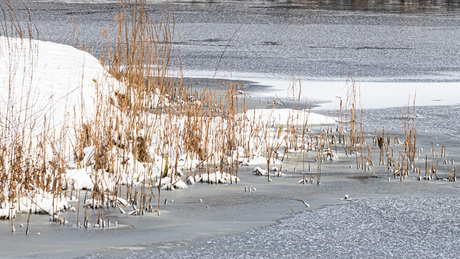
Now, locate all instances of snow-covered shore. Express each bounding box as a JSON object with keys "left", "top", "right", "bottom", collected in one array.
[
  {"left": 0, "top": 36, "right": 111, "bottom": 218},
  {"left": 1, "top": 37, "right": 460, "bottom": 259},
  {"left": 1, "top": 36, "right": 458, "bottom": 220},
  {"left": 0, "top": 37, "right": 333, "bottom": 219},
  {"left": 0, "top": 36, "right": 120, "bottom": 127}
]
